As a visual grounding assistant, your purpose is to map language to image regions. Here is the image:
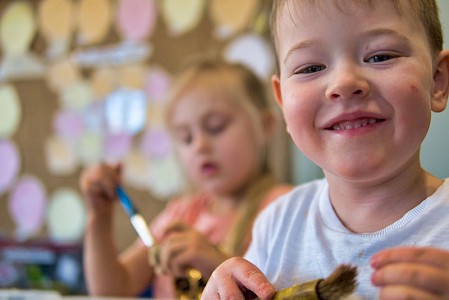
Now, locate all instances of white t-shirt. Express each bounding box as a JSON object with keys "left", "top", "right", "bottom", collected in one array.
[{"left": 245, "top": 178, "right": 449, "bottom": 299}]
